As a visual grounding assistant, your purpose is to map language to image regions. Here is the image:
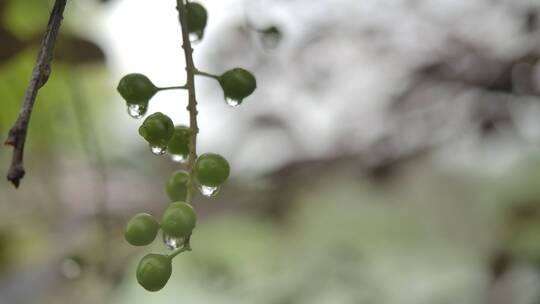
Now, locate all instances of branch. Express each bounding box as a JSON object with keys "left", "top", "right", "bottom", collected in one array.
[
  {"left": 4, "top": 0, "right": 68, "bottom": 188},
  {"left": 176, "top": 0, "right": 199, "bottom": 203}
]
